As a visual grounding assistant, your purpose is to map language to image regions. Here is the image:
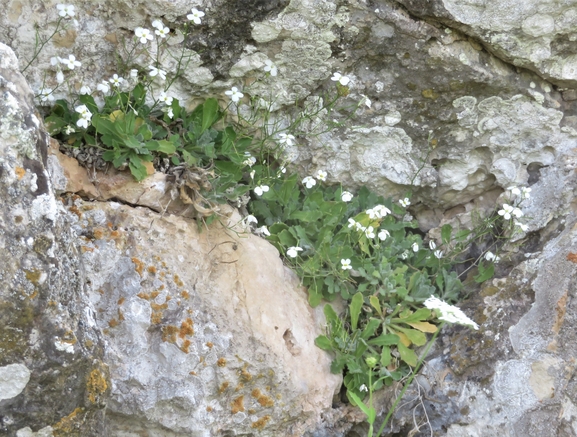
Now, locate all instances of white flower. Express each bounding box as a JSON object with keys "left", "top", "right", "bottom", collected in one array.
[
  {"left": 429, "top": 240, "right": 437, "bottom": 250},
  {"left": 378, "top": 229, "right": 390, "bottom": 241},
  {"left": 257, "top": 226, "right": 271, "bottom": 237},
  {"left": 400, "top": 251, "right": 409, "bottom": 260},
  {"left": 365, "top": 226, "right": 375, "bottom": 239},
  {"left": 302, "top": 176, "right": 316, "bottom": 189},
  {"left": 39, "top": 88, "right": 54, "bottom": 102},
  {"left": 62, "top": 54, "right": 81, "bottom": 70},
  {"left": 287, "top": 246, "right": 303, "bottom": 258},
  {"left": 355, "top": 222, "right": 366, "bottom": 232},
  {"left": 278, "top": 133, "right": 295, "bottom": 146},
  {"left": 399, "top": 197, "right": 410, "bottom": 207},
  {"left": 359, "top": 384, "right": 368, "bottom": 392},
  {"left": 424, "top": 295, "right": 479, "bottom": 330},
  {"left": 484, "top": 251, "right": 500, "bottom": 263},
  {"left": 263, "top": 59, "right": 278, "bottom": 76},
  {"left": 412, "top": 242, "right": 419, "bottom": 252},
  {"left": 341, "top": 259, "right": 352, "bottom": 270},
  {"left": 76, "top": 118, "right": 89, "bottom": 129},
  {"left": 348, "top": 218, "right": 356, "bottom": 228},
  {"left": 56, "top": 4, "right": 75, "bottom": 18},
  {"left": 50, "top": 56, "right": 62, "bottom": 66},
  {"left": 151, "top": 19, "right": 164, "bottom": 29},
  {"left": 187, "top": 8, "right": 205, "bottom": 24},
  {"left": 245, "top": 215, "right": 258, "bottom": 225},
  {"left": 510, "top": 186, "right": 521, "bottom": 196},
  {"left": 361, "top": 94, "right": 372, "bottom": 108},
  {"left": 109, "top": 74, "right": 124, "bottom": 87},
  {"left": 316, "top": 169, "right": 327, "bottom": 181},
  {"left": 254, "top": 185, "right": 270, "bottom": 196},
  {"left": 165, "top": 107, "right": 174, "bottom": 119},
  {"left": 135, "top": 27, "right": 153, "bottom": 44},
  {"left": 56, "top": 70, "right": 64, "bottom": 84},
  {"left": 515, "top": 221, "right": 529, "bottom": 232},
  {"left": 63, "top": 125, "right": 75, "bottom": 135},
  {"left": 521, "top": 187, "right": 531, "bottom": 199},
  {"left": 498, "top": 204, "right": 514, "bottom": 220},
  {"left": 243, "top": 154, "right": 257, "bottom": 167},
  {"left": 79, "top": 85, "right": 91, "bottom": 95},
  {"left": 97, "top": 81, "right": 110, "bottom": 93},
  {"left": 148, "top": 66, "right": 167, "bottom": 81},
  {"left": 434, "top": 250, "right": 443, "bottom": 259},
  {"left": 331, "top": 72, "right": 350, "bottom": 86},
  {"left": 512, "top": 207, "right": 523, "bottom": 218},
  {"left": 158, "top": 91, "right": 173, "bottom": 106},
  {"left": 225, "top": 86, "right": 244, "bottom": 103},
  {"left": 75, "top": 104, "right": 92, "bottom": 129},
  {"left": 341, "top": 191, "right": 353, "bottom": 202},
  {"left": 130, "top": 69, "right": 139, "bottom": 78},
  {"left": 249, "top": 170, "right": 256, "bottom": 180},
  {"left": 366, "top": 205, "right": 391, "bottom": 219},
  {"left": 155, "top": 25, "right": 170, "bottom": 38}
]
